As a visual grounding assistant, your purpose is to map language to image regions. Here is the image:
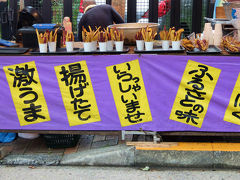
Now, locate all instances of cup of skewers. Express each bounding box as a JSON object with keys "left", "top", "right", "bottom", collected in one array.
[
  {"left": 142, "top": 26, "right": 157, "bottom": 51},
  {"left": 106, "top": 28, "right": 114, "bottom": 51},
  {"left": 47, "top": 29, "right": 58, "bottom": 52},
  {"left": 159, "top": 26, "right": 170, "bottom": 50},
  {"left": 113, "top": 28, "right": 124, "bottom": 51},
  {"left": 82, "top": 26, "right": 100, "bottom": 52},
  {"left": 135, "top": 29, "right": 144, "bottom": 51},
  {"left": 65, "top": 31, "right": 74, "bottom": 52},
  {"left": 98, "top": 31, "right": 108, "bottom": 52},
  {"left": 91, "top": 28, "right": 99, "bottom": 51},
  {"left": 36, "top": 29, "right": 48, "bottom": 53},
  {"left": 169, "top": 27, "right": 184, "bottom": 50}
]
